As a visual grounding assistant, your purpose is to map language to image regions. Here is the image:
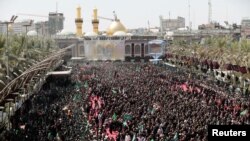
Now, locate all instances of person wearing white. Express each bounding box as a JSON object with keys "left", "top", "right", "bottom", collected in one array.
[{"left": 125, "top": 133, "right": 131, "bottom": 141}]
